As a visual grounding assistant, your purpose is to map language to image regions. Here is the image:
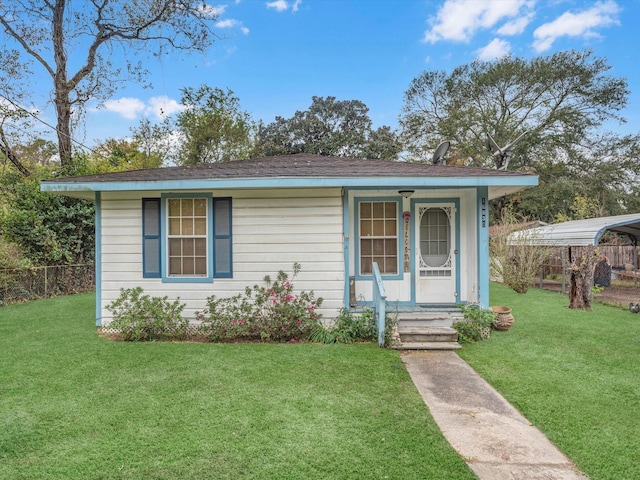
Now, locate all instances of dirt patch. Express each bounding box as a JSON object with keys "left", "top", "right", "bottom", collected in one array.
[{"left": 535, "top": 279, "right": 640, "bottom": 309}]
